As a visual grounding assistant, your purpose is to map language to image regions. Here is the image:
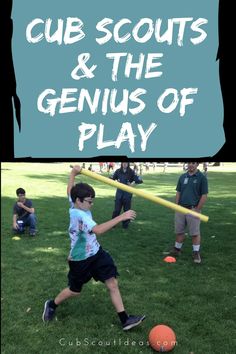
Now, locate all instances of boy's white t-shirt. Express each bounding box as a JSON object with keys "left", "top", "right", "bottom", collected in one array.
[{"left": 68, "top": 196, "right": 100, "bottom": 261}]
